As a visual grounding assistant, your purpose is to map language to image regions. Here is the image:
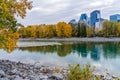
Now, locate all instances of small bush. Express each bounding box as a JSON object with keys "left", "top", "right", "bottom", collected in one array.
[{"left": 68, "top": 64, "right": 96, "bottom": 80}]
